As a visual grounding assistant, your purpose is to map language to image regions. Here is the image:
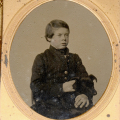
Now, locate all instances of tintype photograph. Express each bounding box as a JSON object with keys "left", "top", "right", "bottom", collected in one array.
[{"left": 9, "top": 1, "right": 112, "bottom": 119}]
